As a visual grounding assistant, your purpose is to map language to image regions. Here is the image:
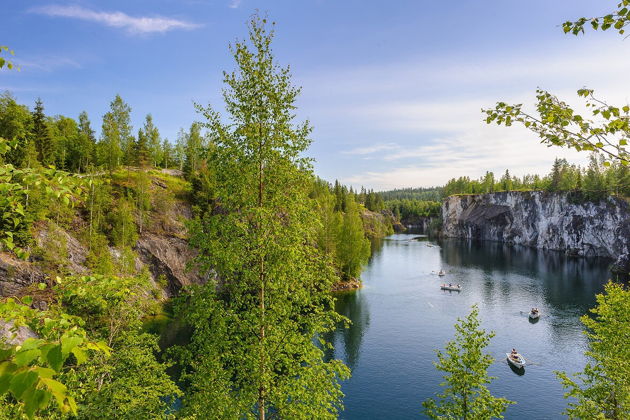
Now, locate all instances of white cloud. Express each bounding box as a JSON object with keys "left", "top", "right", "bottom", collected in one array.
[
  {"left": 300, "top": 38, "right": 630, "bottom": 190},
  {"left": 31, "top": 5, "right": 201, "bottom": 34},
  {"left": 342, "top": 142, "right": 399, "bottom": 155},
  {"left": 229, "top": 0, "right": 242, "bottom": 9},
  {"left": 13, "top": 56, "right": 82, "bottom": 72}
]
